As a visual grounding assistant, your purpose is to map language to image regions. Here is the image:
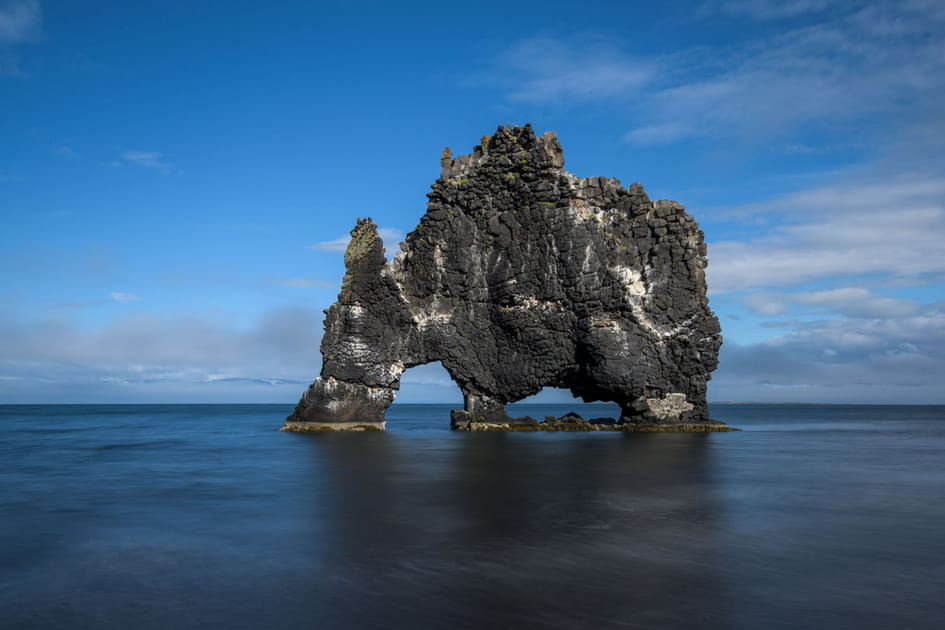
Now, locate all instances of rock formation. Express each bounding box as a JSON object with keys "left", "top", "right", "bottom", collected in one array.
[{"left": 284, "top": 124, "right": 727, "bottom": 432}]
